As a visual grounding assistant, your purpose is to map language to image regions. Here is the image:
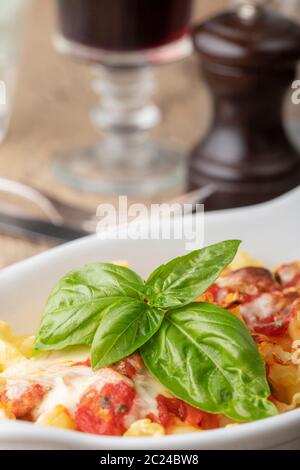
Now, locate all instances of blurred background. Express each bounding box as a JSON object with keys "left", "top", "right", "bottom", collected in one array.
[{"left": 0, "top": 0, "right": 299, "bottom": 267}]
